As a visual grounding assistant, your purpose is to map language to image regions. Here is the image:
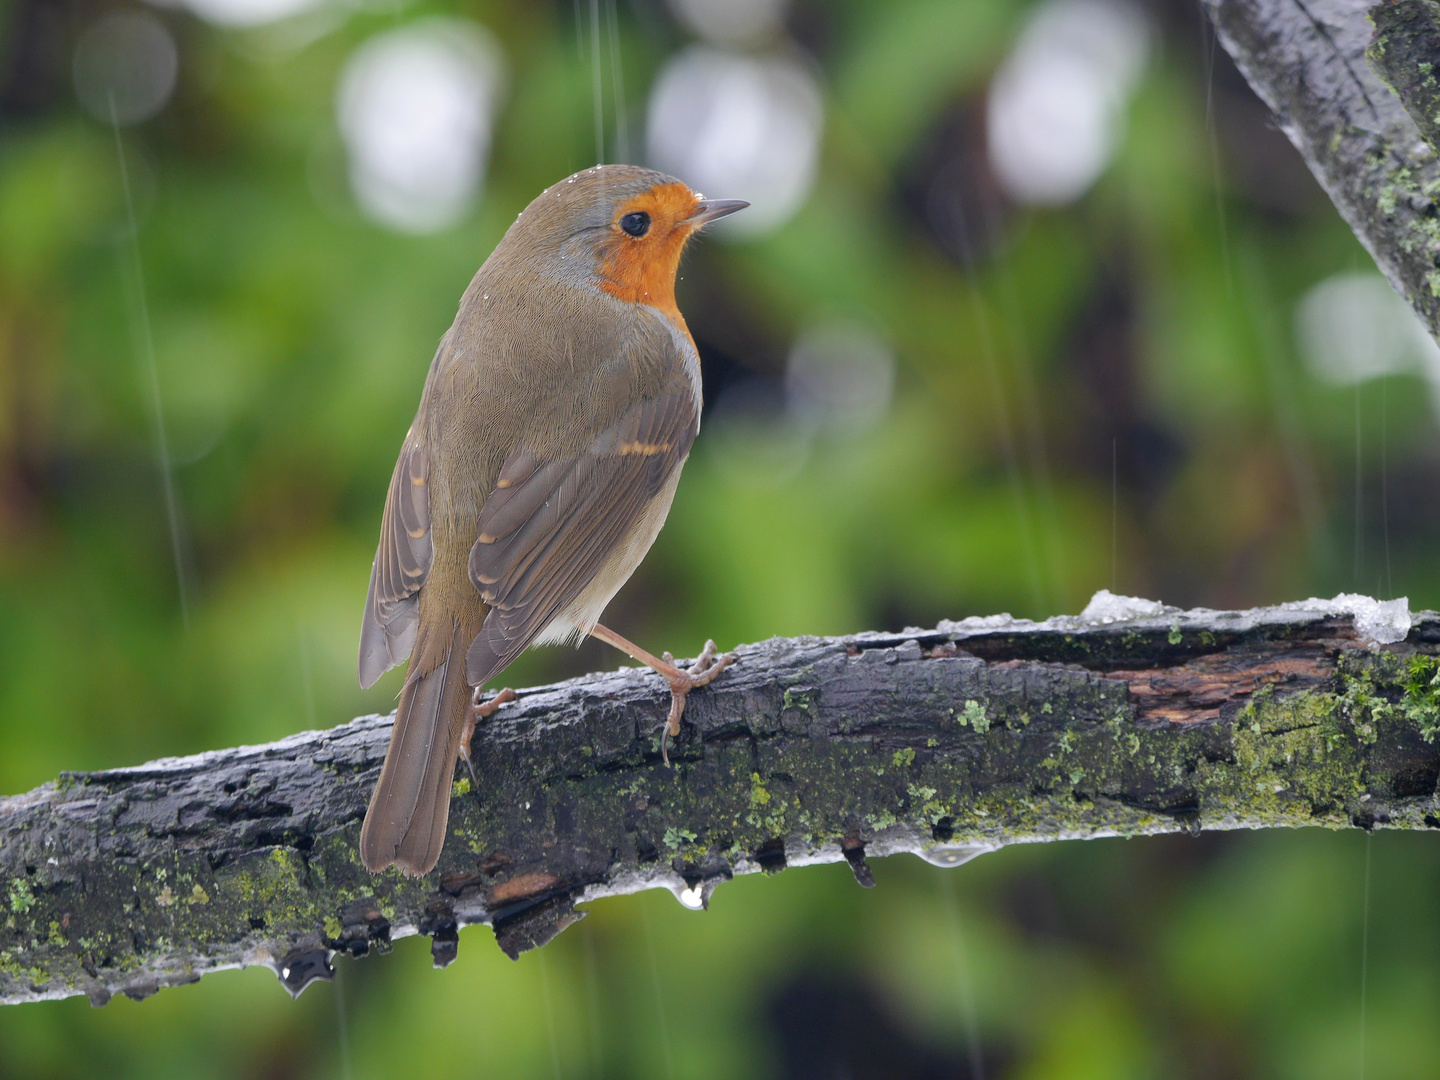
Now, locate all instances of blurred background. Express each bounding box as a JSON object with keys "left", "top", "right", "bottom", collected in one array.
[{"left": 3, "top": 0, "right": 1440, "bottom": 1075}]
